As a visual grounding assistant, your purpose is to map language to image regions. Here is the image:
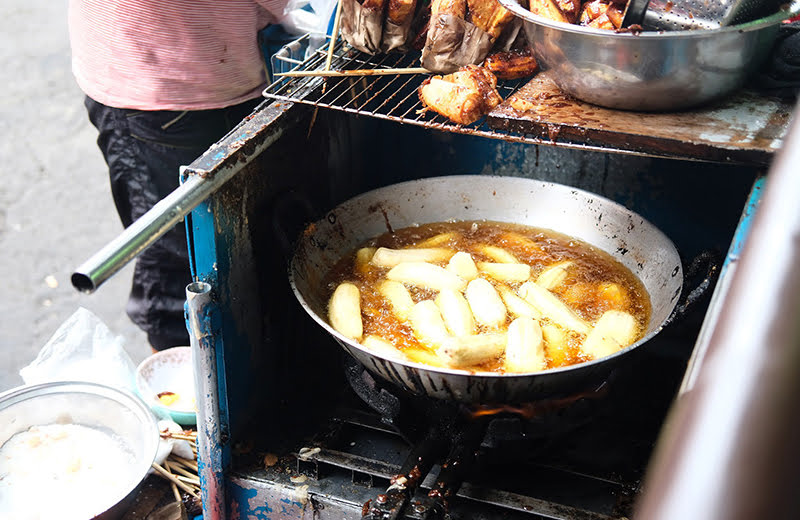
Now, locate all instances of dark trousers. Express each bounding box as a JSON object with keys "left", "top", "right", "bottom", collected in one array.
[{"left": 84, "top": 96, "right": 261, "bottom": 350}]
